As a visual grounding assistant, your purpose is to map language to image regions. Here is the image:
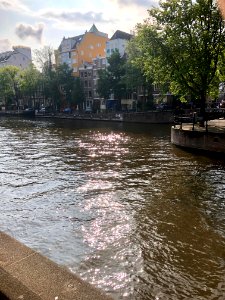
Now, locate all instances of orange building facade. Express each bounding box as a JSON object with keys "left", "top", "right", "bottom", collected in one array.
[
  {"left": 58, "top": 25, "right": 108, "bottom": 77},
  {"left": 71, "top": 25, "right": 108, "bottom": 76}
]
